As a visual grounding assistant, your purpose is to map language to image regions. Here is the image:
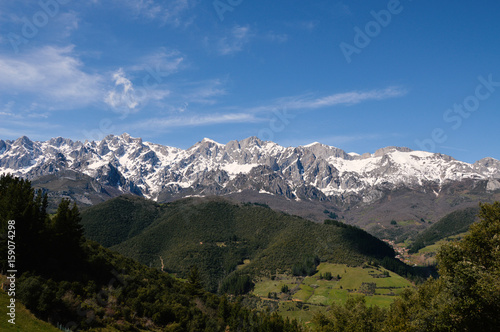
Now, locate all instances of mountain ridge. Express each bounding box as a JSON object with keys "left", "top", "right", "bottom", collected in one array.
[{"left": 1, "top": 133, "right": 499, "bottom": 206}]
